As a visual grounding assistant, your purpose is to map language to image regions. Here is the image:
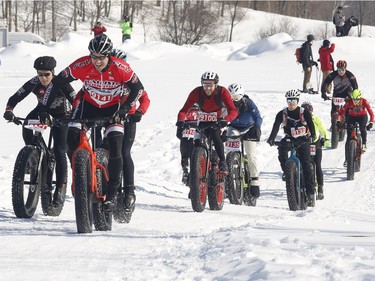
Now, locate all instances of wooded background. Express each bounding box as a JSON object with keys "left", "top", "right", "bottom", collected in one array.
[{"left": 1, "top": 1, "right": 373, "bottom": 44}]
